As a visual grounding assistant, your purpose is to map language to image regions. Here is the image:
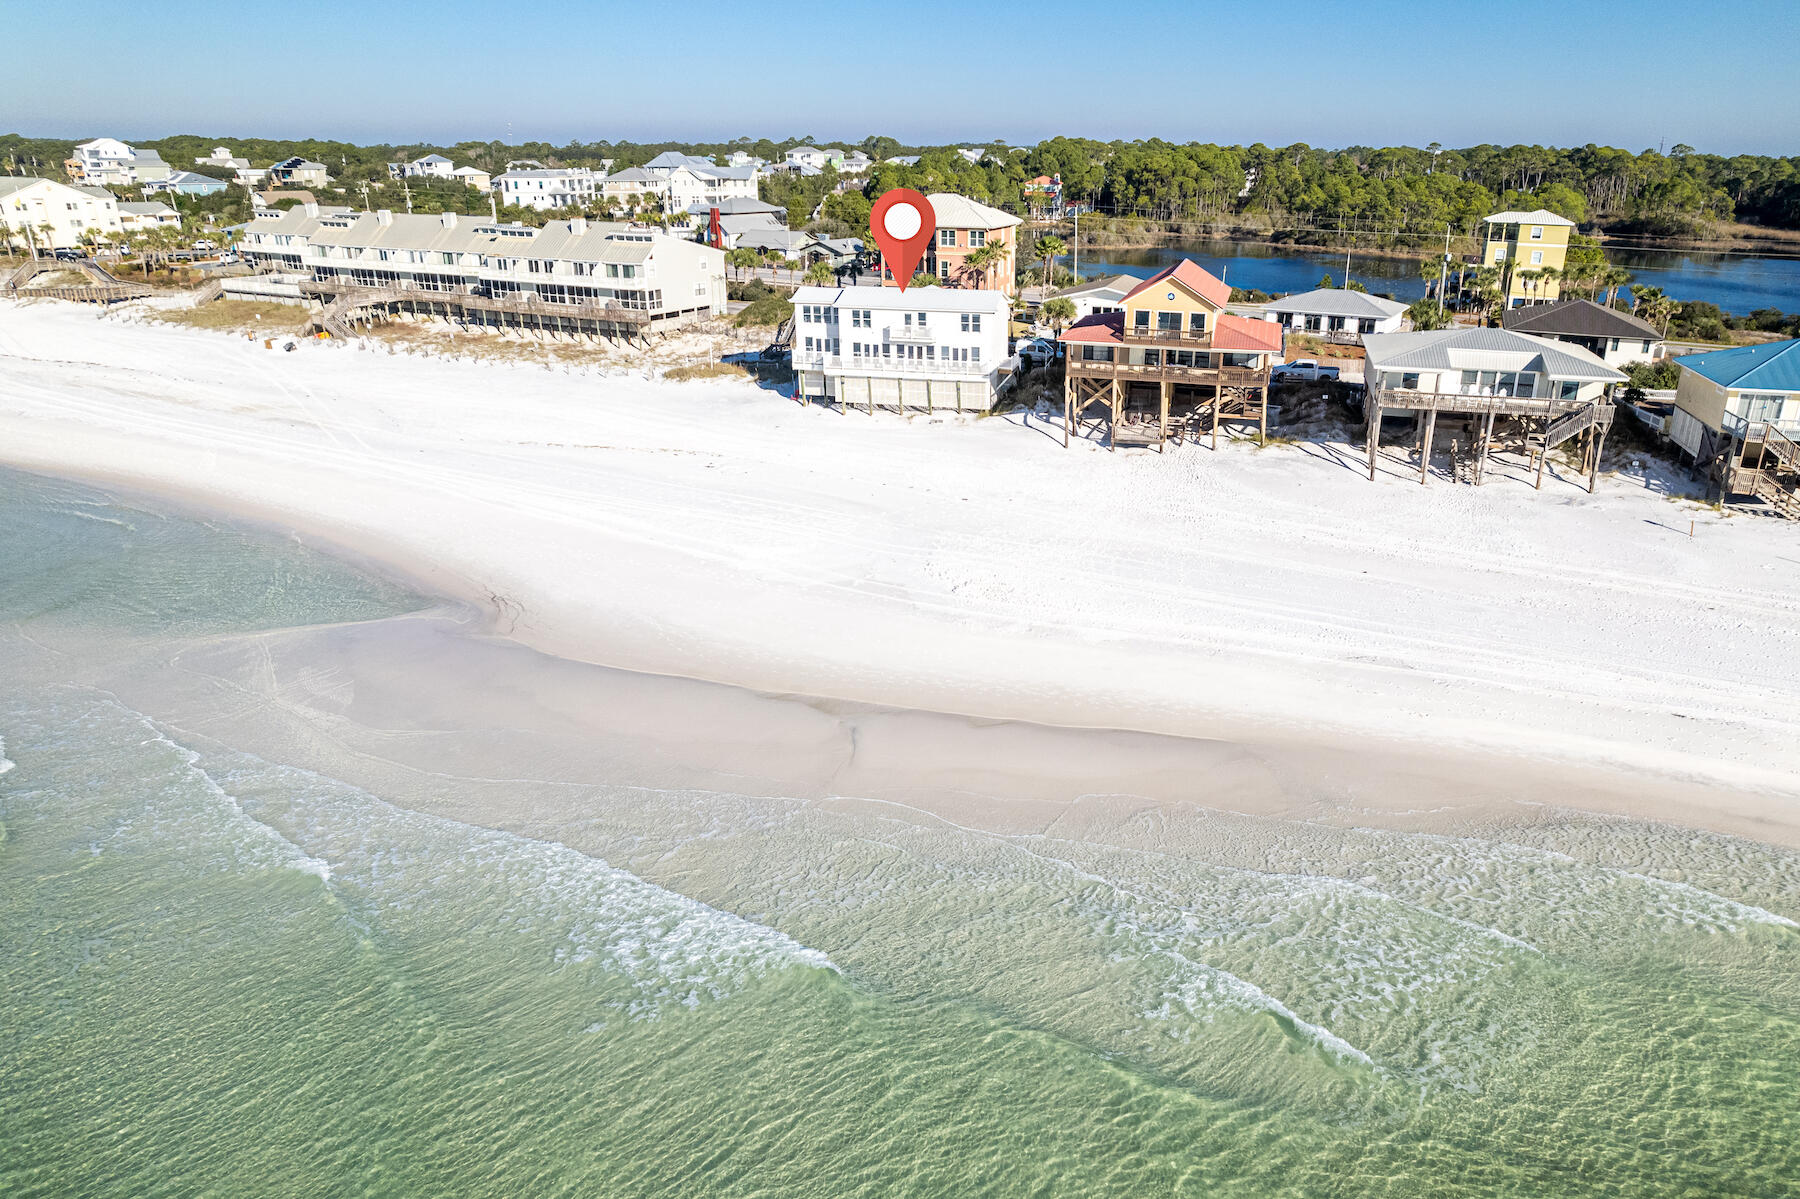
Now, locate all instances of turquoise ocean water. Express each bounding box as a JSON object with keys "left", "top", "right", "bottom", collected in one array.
[{"left": 2, "top": 467, "right": 1798, "bottom": 1197}]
